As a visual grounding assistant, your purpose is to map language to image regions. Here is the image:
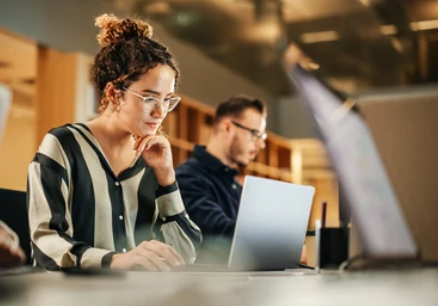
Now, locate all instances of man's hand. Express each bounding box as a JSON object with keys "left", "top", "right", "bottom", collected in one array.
[
  {"left": 110, "top": 240, "right": 184, "bottom": 271},
  {"left": 0, "top": 224, "right": 26, "bottom": 268},
  {"left": 133, "top": 135, "right": 175, "bottom": 186}
]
